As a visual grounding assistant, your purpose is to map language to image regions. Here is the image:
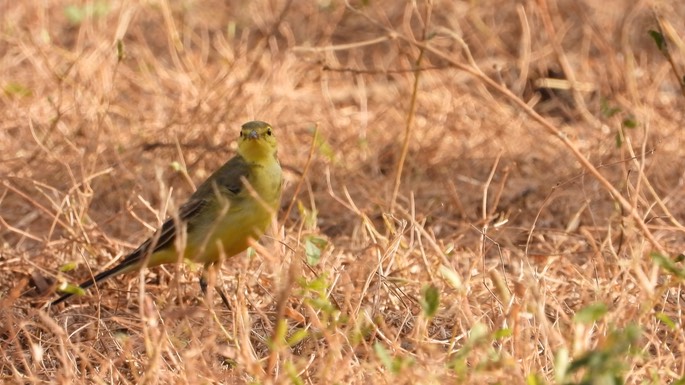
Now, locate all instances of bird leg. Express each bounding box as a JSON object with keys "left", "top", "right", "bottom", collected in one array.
[{"left": 200, "top": 262, "right": 232, "bottom": 311}]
